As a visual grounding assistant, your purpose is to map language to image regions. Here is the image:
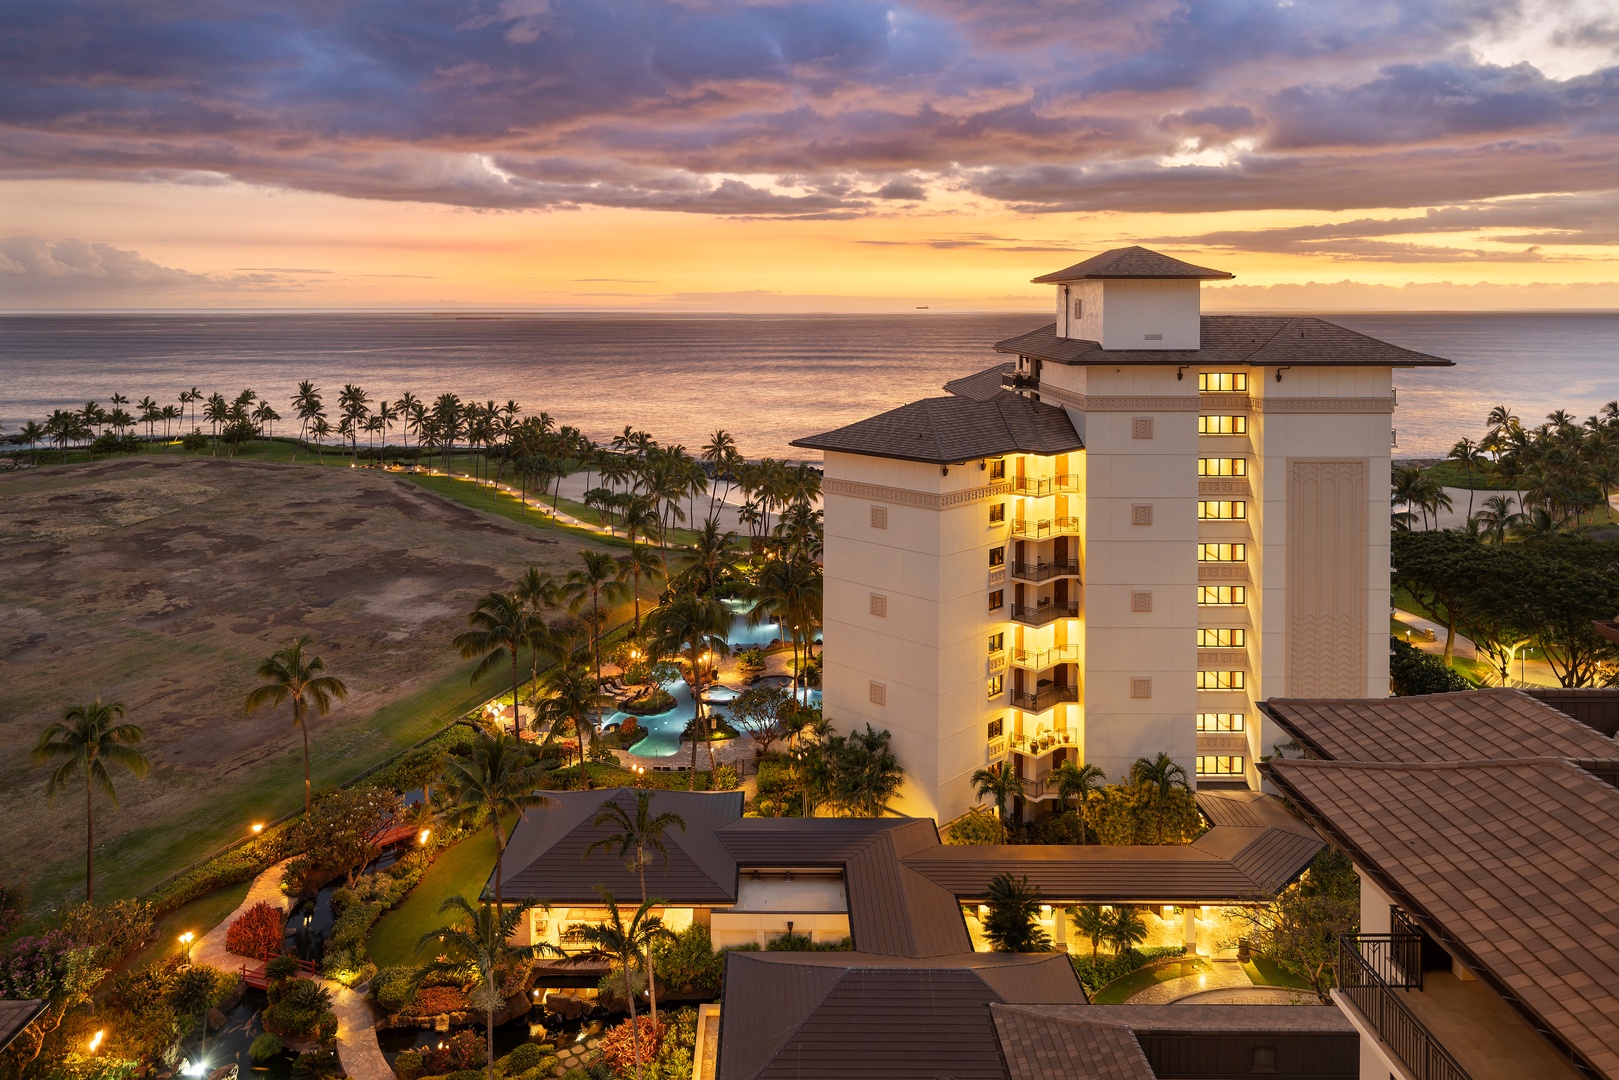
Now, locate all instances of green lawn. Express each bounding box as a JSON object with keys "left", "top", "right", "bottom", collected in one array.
[
  {"left": 368, "top": 822, "right": 506, "bottom": 968},
  {"left": 403, "top": 472, "right": 630, "bottom": 548},
  {"left": 113, "top": 879, "right": 252, "bottom": 980},
  {"left": 1243, "top": 957, "right": 1314, "bottom": 991},
  {"left": 1089, "top": 957, "right": 1214, "bottom": 1004}
]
